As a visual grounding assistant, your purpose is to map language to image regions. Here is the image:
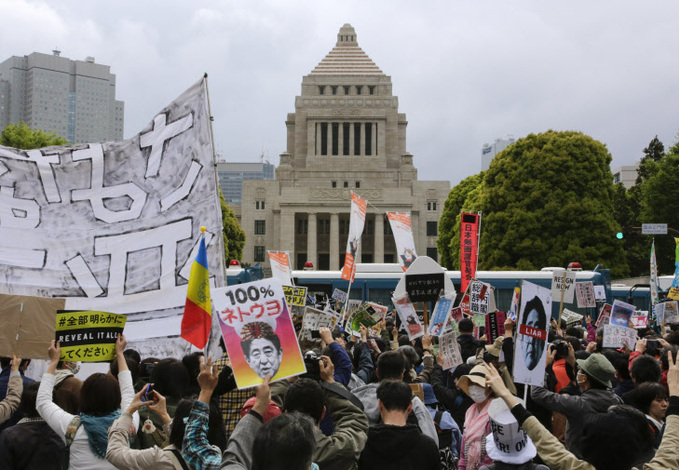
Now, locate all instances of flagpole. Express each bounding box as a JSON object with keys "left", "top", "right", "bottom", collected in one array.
[{"left": 203, "top": 74, "right": 228, "bottom": 283}]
